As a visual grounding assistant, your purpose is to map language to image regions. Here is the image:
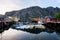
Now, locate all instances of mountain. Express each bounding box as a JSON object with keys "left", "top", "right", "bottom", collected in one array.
[{"left": 5, "top": 6, "right": 60, "bottom": 21}]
